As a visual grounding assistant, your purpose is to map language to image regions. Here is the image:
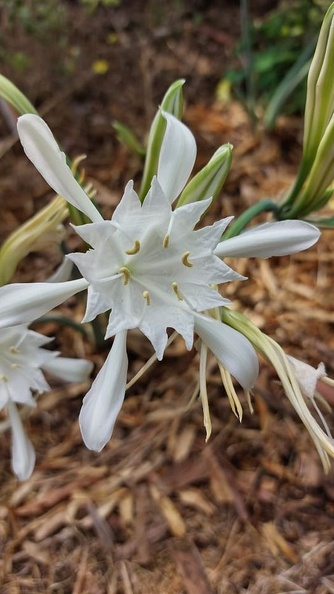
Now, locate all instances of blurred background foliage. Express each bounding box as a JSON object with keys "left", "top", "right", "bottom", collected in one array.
[
  {"left": 0, "top": 0, "right": 331, "bottom": 128},
  {"left": 220, "top": 0, "right": 329, "bottom": 127}
]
